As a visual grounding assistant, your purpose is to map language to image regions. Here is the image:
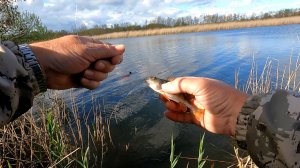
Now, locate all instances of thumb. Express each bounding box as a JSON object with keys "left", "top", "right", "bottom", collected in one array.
[
  {"left": 87, "top": 44, "right": 125, "bottom": 60},
  {"left": 161, "top": 77, "right": 198, "bottom": 95},
  {"left": 161, "top": 81, "right": 178, "bottom": 93}
]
